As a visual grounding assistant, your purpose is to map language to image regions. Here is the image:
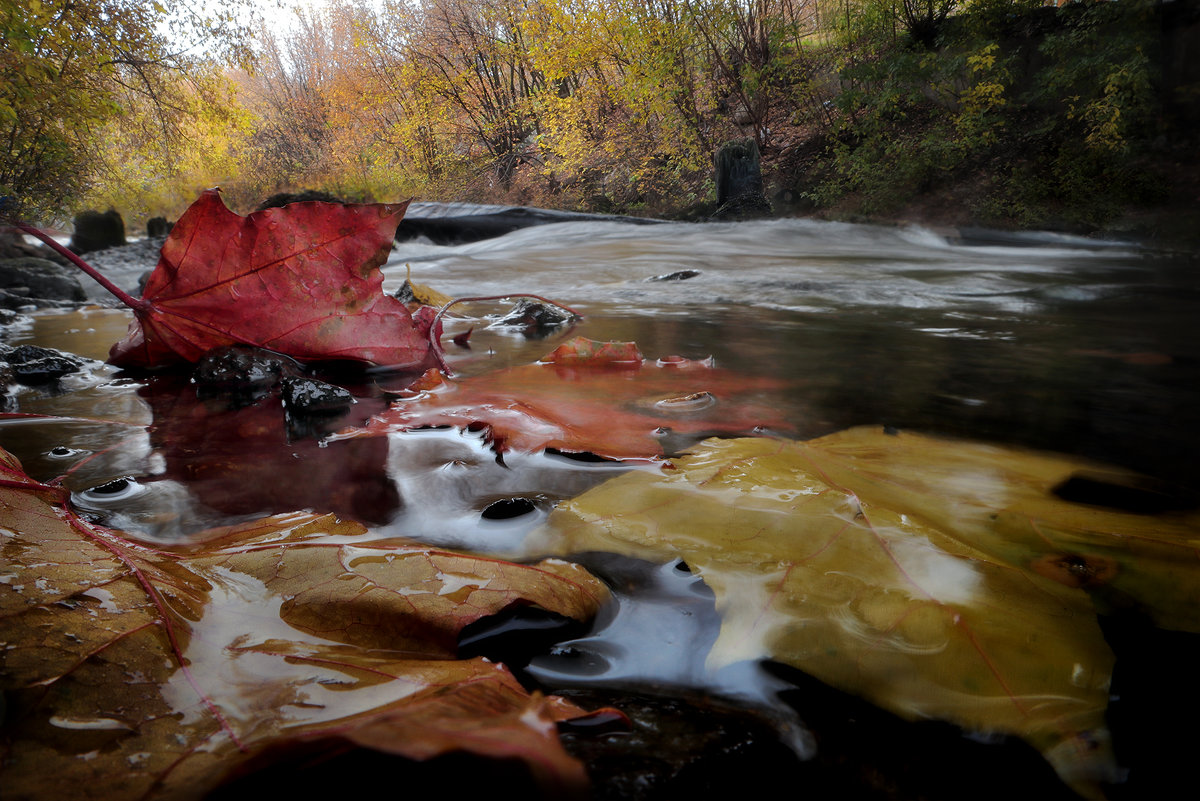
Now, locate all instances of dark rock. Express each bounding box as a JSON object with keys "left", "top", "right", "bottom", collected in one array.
[
  {"left": 280, "top": 376, "right": 355, "bottom": 415},
  {"left": 396, "top": 211, "right": 545, "bottom": 245},
  {"left": 395, "top": 205, "right": 661, "bottom": 245},
  {"left": 146, "top": 216, "right": 173, "bottom": 237},
  {"left": 713, "top": 138, "right": 772, "bottom": 220},
  {"left": 0, "top": 362, "right": 14, "bottom": 412},
  {"left": 648, "top": 270, "right": 701, "bottom": 282},
  {"left": 0, "top": 257, "right": 87, "bottom": 308},
  {"left": 256, "top": 190, "right": 345, "bottom": 210},
  {"left": 194, "top": 346, "right": 286, "bottom": 400},
  {"left": 490, "top": 299, "right": 578, "bottom": 338},
  {"left": 70, "top": 209, "right": 126, "bottom": 254},
  {"left": 393, "top": 280, "right": 417, "bottom": 304},
  {"left": 480, "top": 497, "right": 539, "bottom": 520},
  {"left": 0, "top": 229, "right": 70, "bottom": 266},
  {"left": 3, "top": 344, "right": 83, "bottom": 384}
]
